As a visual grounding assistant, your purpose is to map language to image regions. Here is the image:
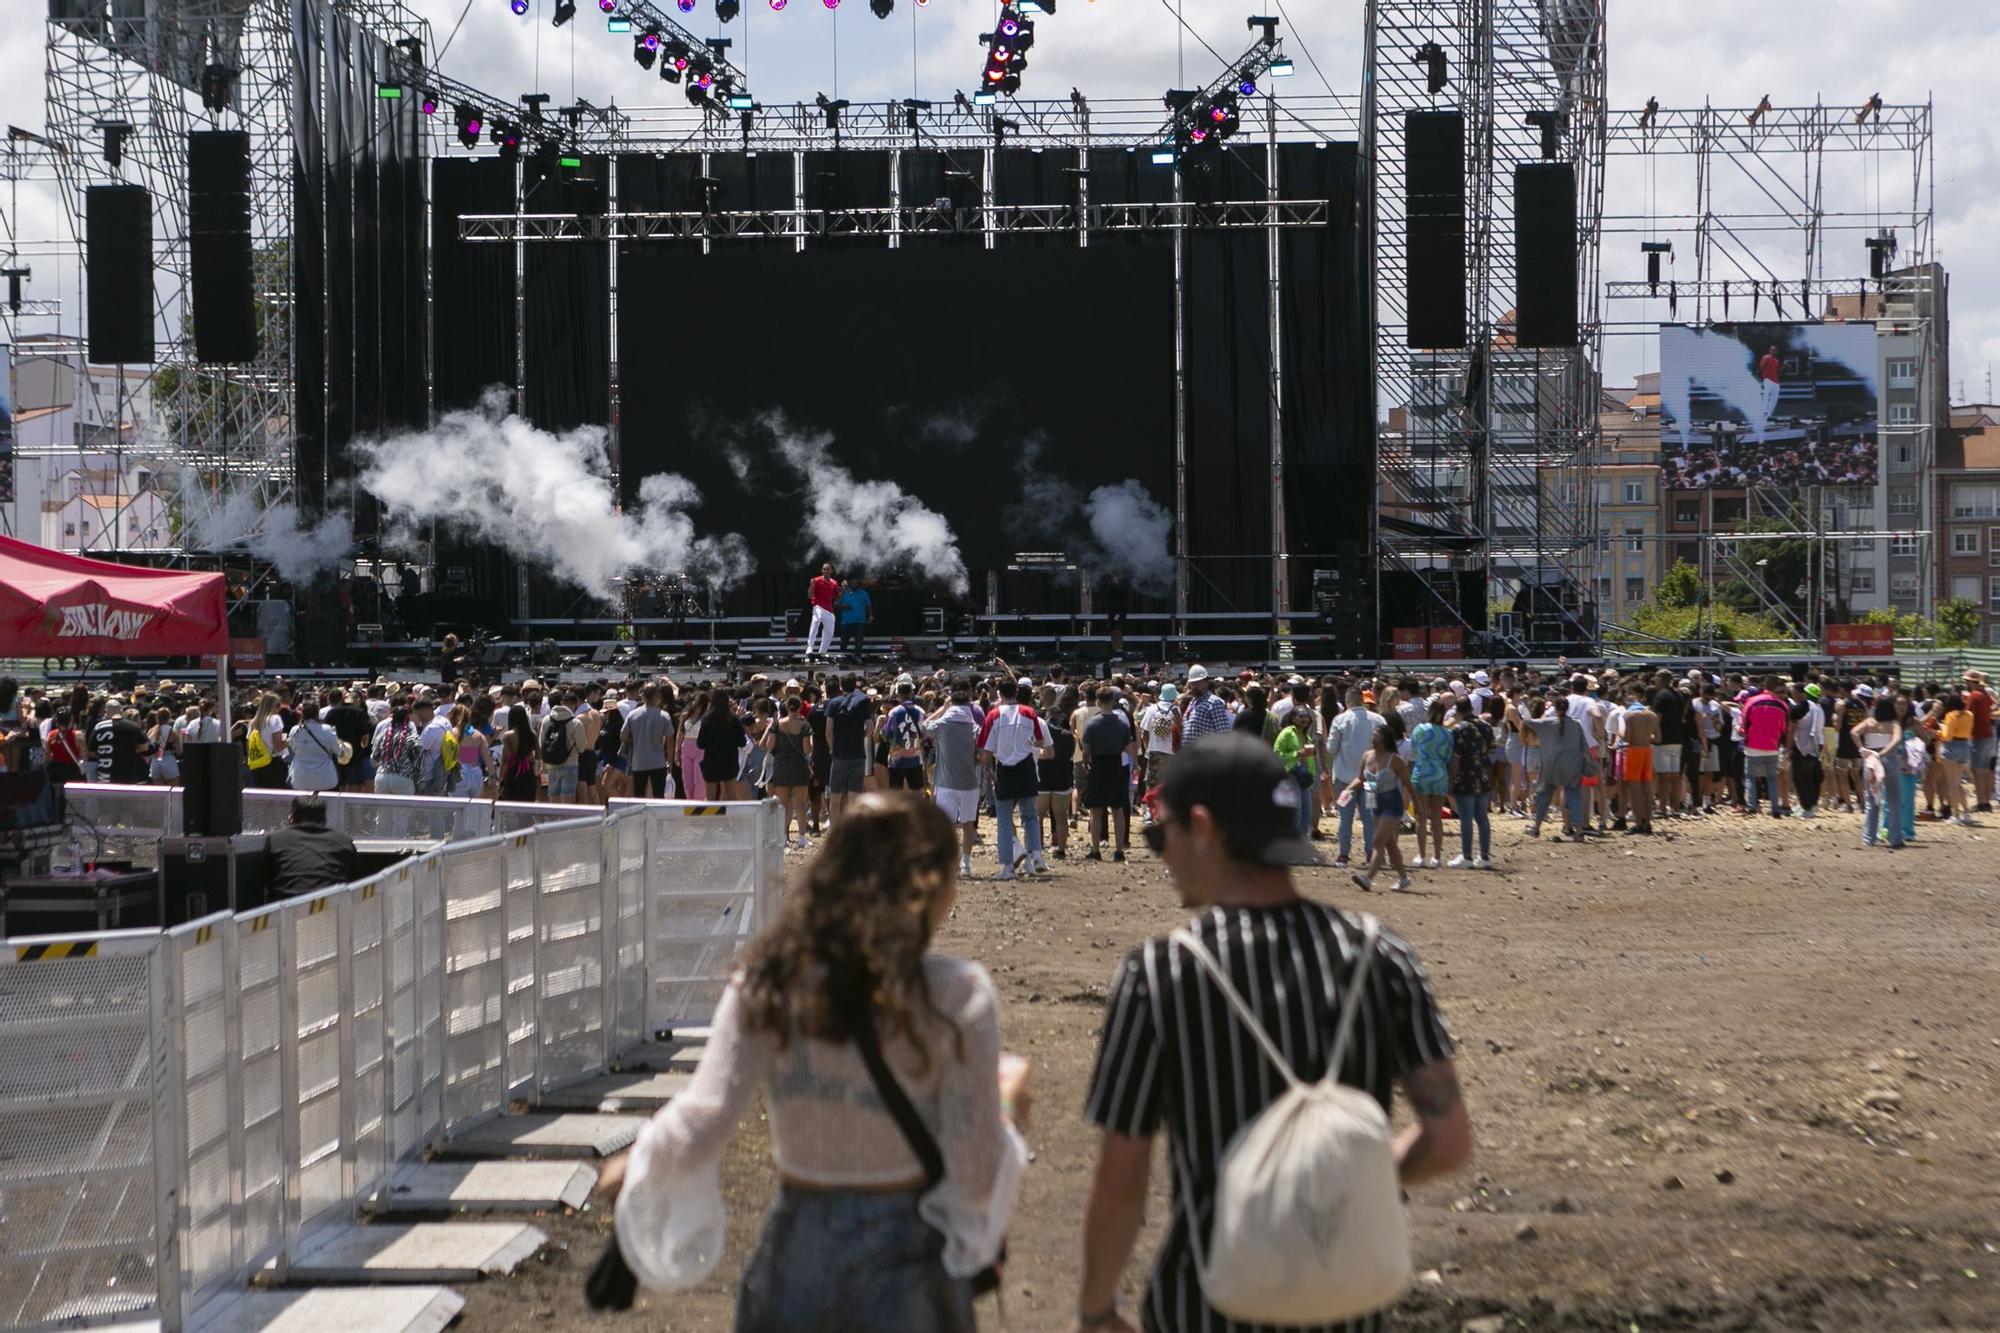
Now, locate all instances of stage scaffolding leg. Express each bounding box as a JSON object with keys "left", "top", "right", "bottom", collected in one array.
[
  {"left": 1266, "top": 93, "right": 1288, "bottom": 630},
  {"left": 1172, "top": 164, "right": 1189, "bottom": 636}
]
